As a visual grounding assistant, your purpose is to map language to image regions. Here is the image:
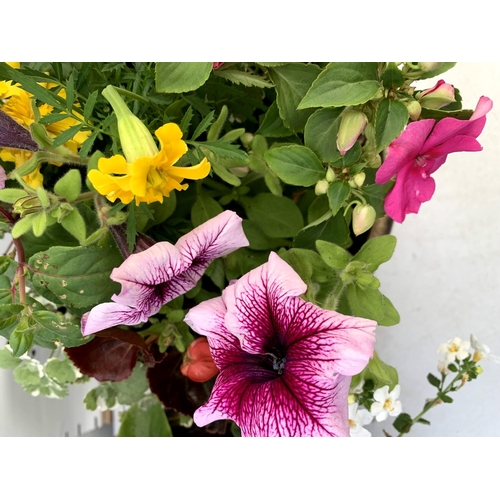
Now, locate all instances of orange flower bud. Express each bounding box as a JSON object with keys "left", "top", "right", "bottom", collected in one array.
[{"left": 180, "top": 337, "right": 219, "bottom": 383}]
